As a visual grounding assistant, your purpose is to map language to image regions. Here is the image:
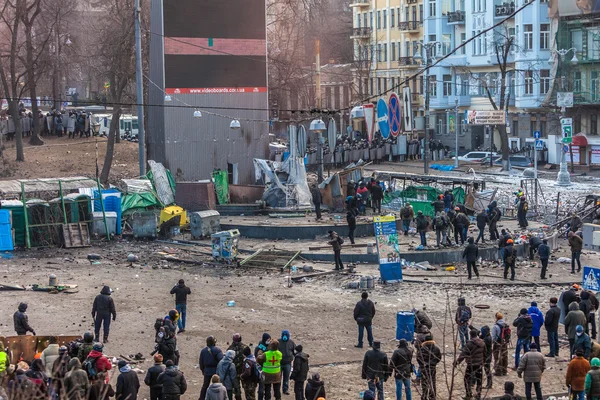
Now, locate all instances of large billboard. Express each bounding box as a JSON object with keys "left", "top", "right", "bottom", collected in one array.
[
  {"left": 464, "top": 110, "right": 506, "bottom": 125},
  {"left": 550, "top": 0, "right": 600, "bottom": 17}
]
